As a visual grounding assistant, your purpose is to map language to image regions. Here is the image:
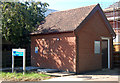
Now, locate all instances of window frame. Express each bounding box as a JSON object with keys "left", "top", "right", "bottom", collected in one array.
[{"left": 94, "top": 40, "right": 101, "bottom": 54}]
